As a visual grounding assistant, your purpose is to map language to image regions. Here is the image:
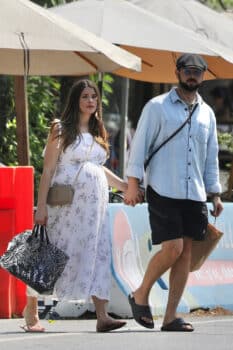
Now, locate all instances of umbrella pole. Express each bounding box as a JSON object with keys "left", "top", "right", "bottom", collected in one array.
[
  {"left": 226, "top": 160, "right": 233, "bottom": 200},
  {"left": 119, "top": 77, "right": 129, "bottom": 178},
  {"left": 98, "top": 72, "right": 103, "bottom": 96},
  {"left": 14, "top": 76, "right": 30, "bottom": 165}
]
